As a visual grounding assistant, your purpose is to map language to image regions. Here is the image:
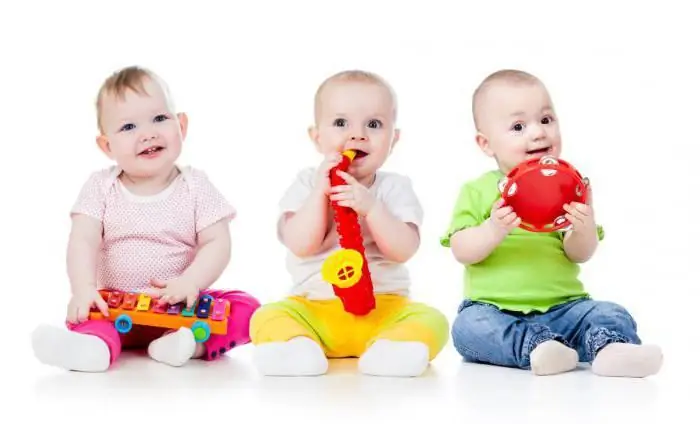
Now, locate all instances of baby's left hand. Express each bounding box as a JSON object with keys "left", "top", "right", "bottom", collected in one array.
[
  {"left": 563, "top": 185, "right": 596, "bottom": 234},
  {"left": 147, "top": 277, "right": 200, "bottom": 308},
  {"left": 329, "top": 170, "right": 377, "bottom": 217}
]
